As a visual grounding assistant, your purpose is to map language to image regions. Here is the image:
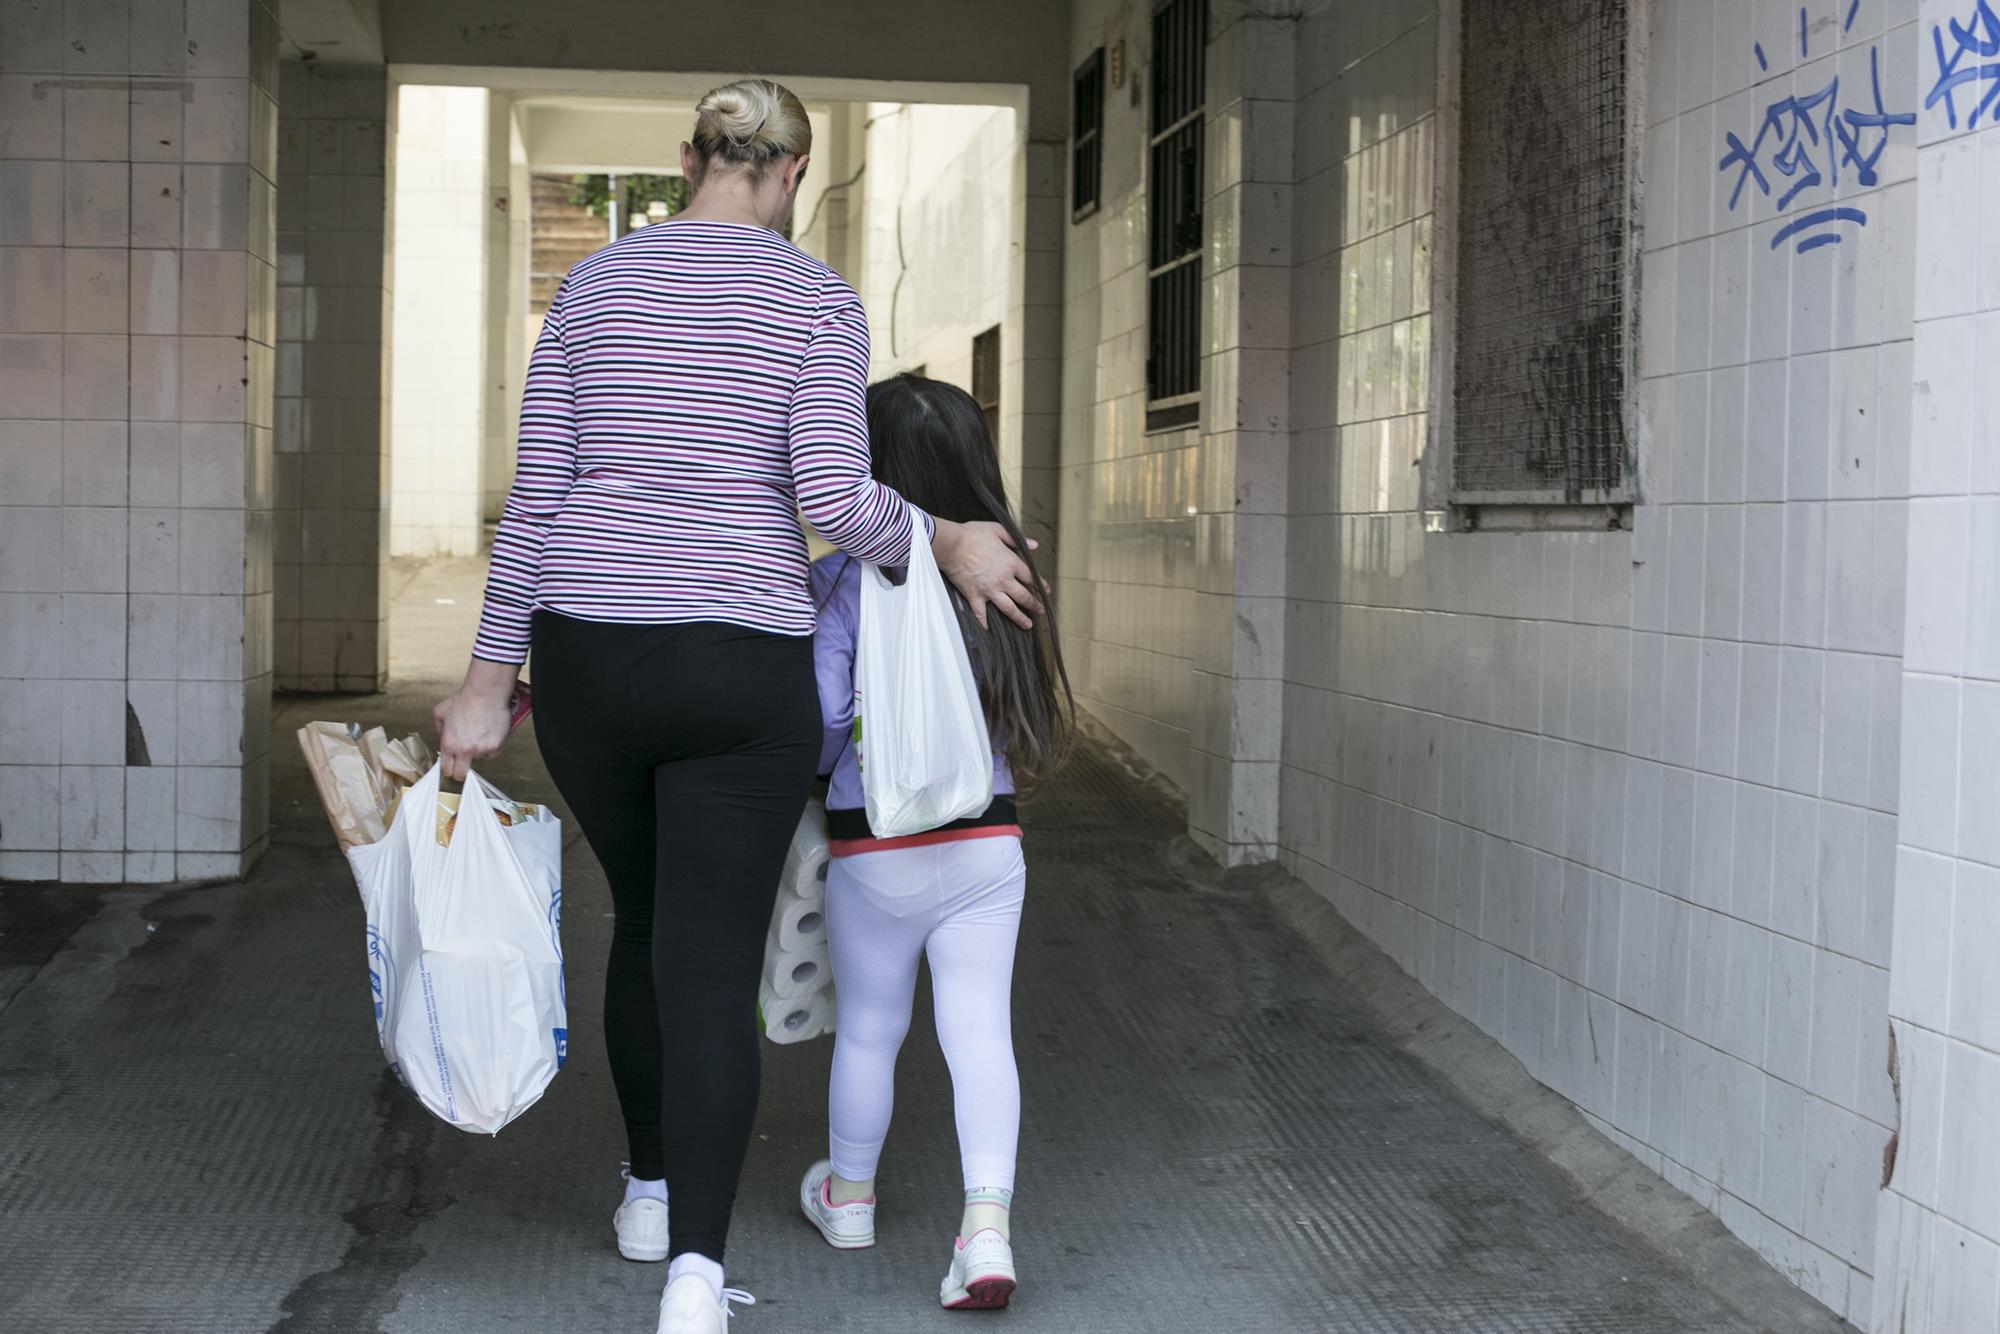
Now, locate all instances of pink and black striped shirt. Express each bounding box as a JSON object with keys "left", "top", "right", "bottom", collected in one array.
[{"left": 472, "top": 220, "right": 924, "bottom": 664}]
